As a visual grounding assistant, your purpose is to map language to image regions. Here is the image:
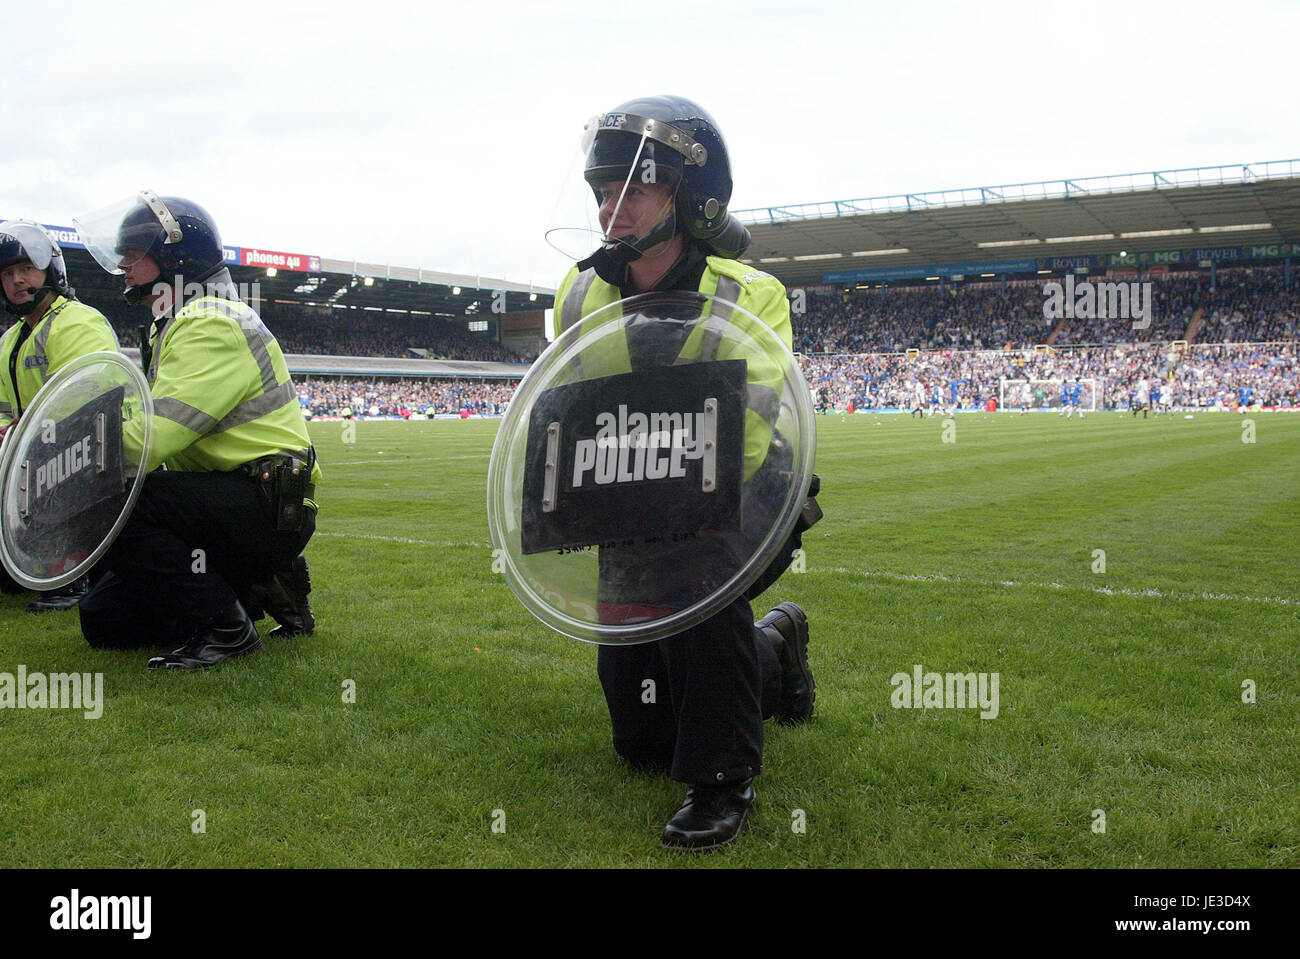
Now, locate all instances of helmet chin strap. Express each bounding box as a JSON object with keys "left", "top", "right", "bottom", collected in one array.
[
  {"left": 576, "top": 239, "right": 640, "bottom": 286},
  {"left": 576, "top": 211, "right": 679, "bottom": 285},
  {"left": 125, "top": 261, "right": 225, "bottom": 309},
  {"left": 4, "top": 286, "right": 54, "bottom": 318},
  {"left": 632, "top": 214, "right": 678, "bottom": 256}
]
